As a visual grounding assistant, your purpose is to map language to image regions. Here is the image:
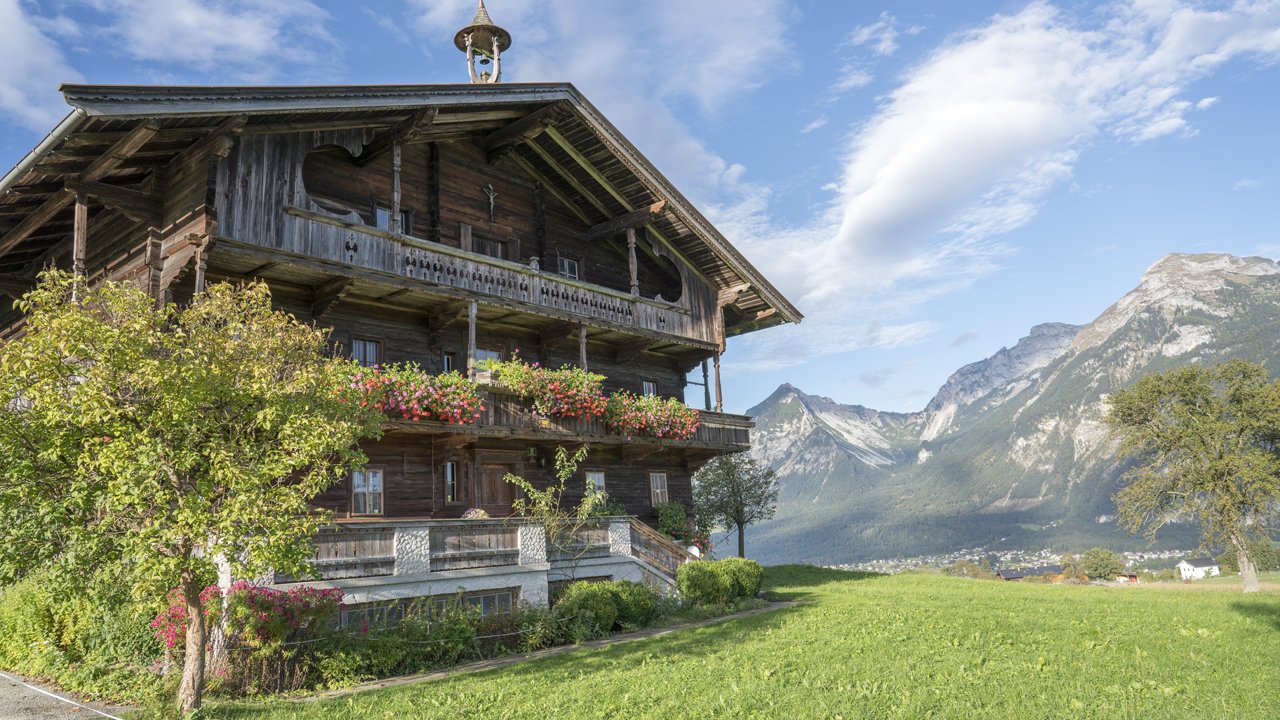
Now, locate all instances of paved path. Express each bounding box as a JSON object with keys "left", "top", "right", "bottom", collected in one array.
[{"left": 0, "top": 671, "right": 130, "bottom": 720}]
